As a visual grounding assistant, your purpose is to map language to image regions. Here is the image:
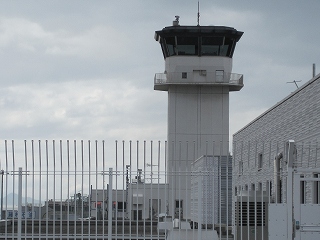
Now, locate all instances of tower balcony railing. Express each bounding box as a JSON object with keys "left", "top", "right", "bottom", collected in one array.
[{"left": 154, "top": 72, "right": 243, "bottom": 91}]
